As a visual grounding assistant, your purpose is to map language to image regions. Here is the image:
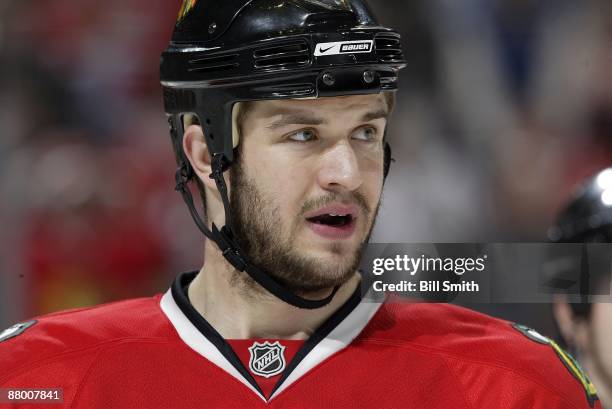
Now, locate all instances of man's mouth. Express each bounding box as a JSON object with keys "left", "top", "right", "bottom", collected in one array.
[
  {"left": 306, "top": 213, "right": 354, "bottom": 227},
  {"left": 304, "top": 204, "right": 359, "bottom": 239}
]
